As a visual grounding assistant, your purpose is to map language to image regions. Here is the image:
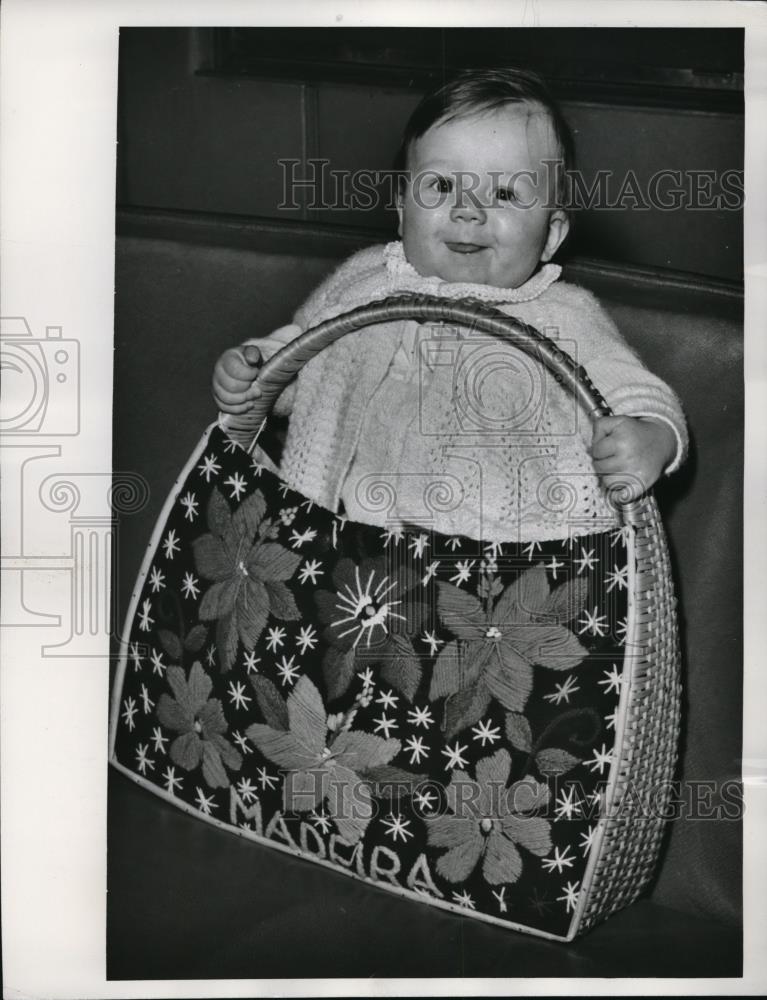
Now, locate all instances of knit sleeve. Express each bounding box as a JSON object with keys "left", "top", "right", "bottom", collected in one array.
[{"left": 550, "top": 285, "right": 689, "bottom": 474}]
